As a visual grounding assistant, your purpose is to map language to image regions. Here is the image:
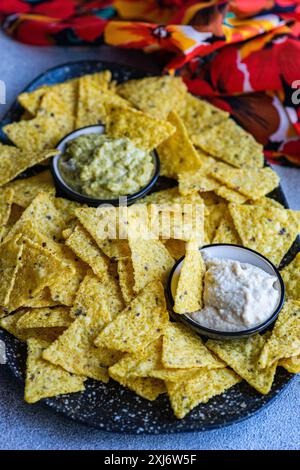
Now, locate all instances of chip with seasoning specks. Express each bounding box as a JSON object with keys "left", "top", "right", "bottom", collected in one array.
[
  {"left": 280, "top": 253, "right": 300, "bottom": 300},
  {"left": 259, "top": 300, "right": 300, "bottom": 368},
  {"left": 207, "top": 335, "right": 277, "bottom": 394},
  {"left": 4, "top": 170, "right": 55, "bottom": 208},
  {"left": 17, "top": 307, "right": 72, "bottom": 329},
  {"left": 25, "top": 338, "right": 85, "bottom": 403}
]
